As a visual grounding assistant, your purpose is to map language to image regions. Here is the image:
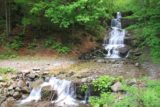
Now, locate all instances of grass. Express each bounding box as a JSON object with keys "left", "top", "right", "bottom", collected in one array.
[{"left": 0, "top": 67, "right": 17, "bottom": 74}]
